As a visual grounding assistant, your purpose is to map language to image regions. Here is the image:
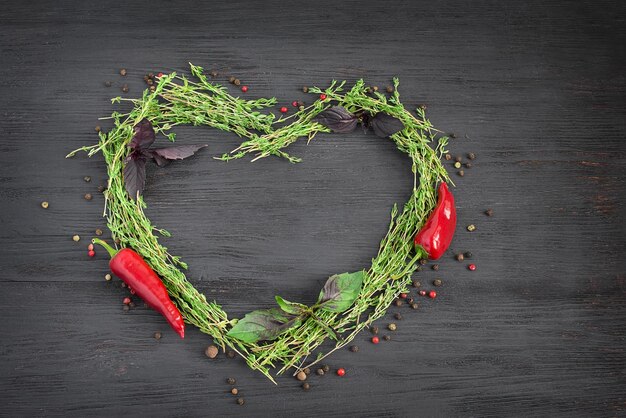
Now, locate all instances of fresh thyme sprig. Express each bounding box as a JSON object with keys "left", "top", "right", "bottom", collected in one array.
[{"left": 69, "top": 63, "right": 450, "bottom": 383}]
